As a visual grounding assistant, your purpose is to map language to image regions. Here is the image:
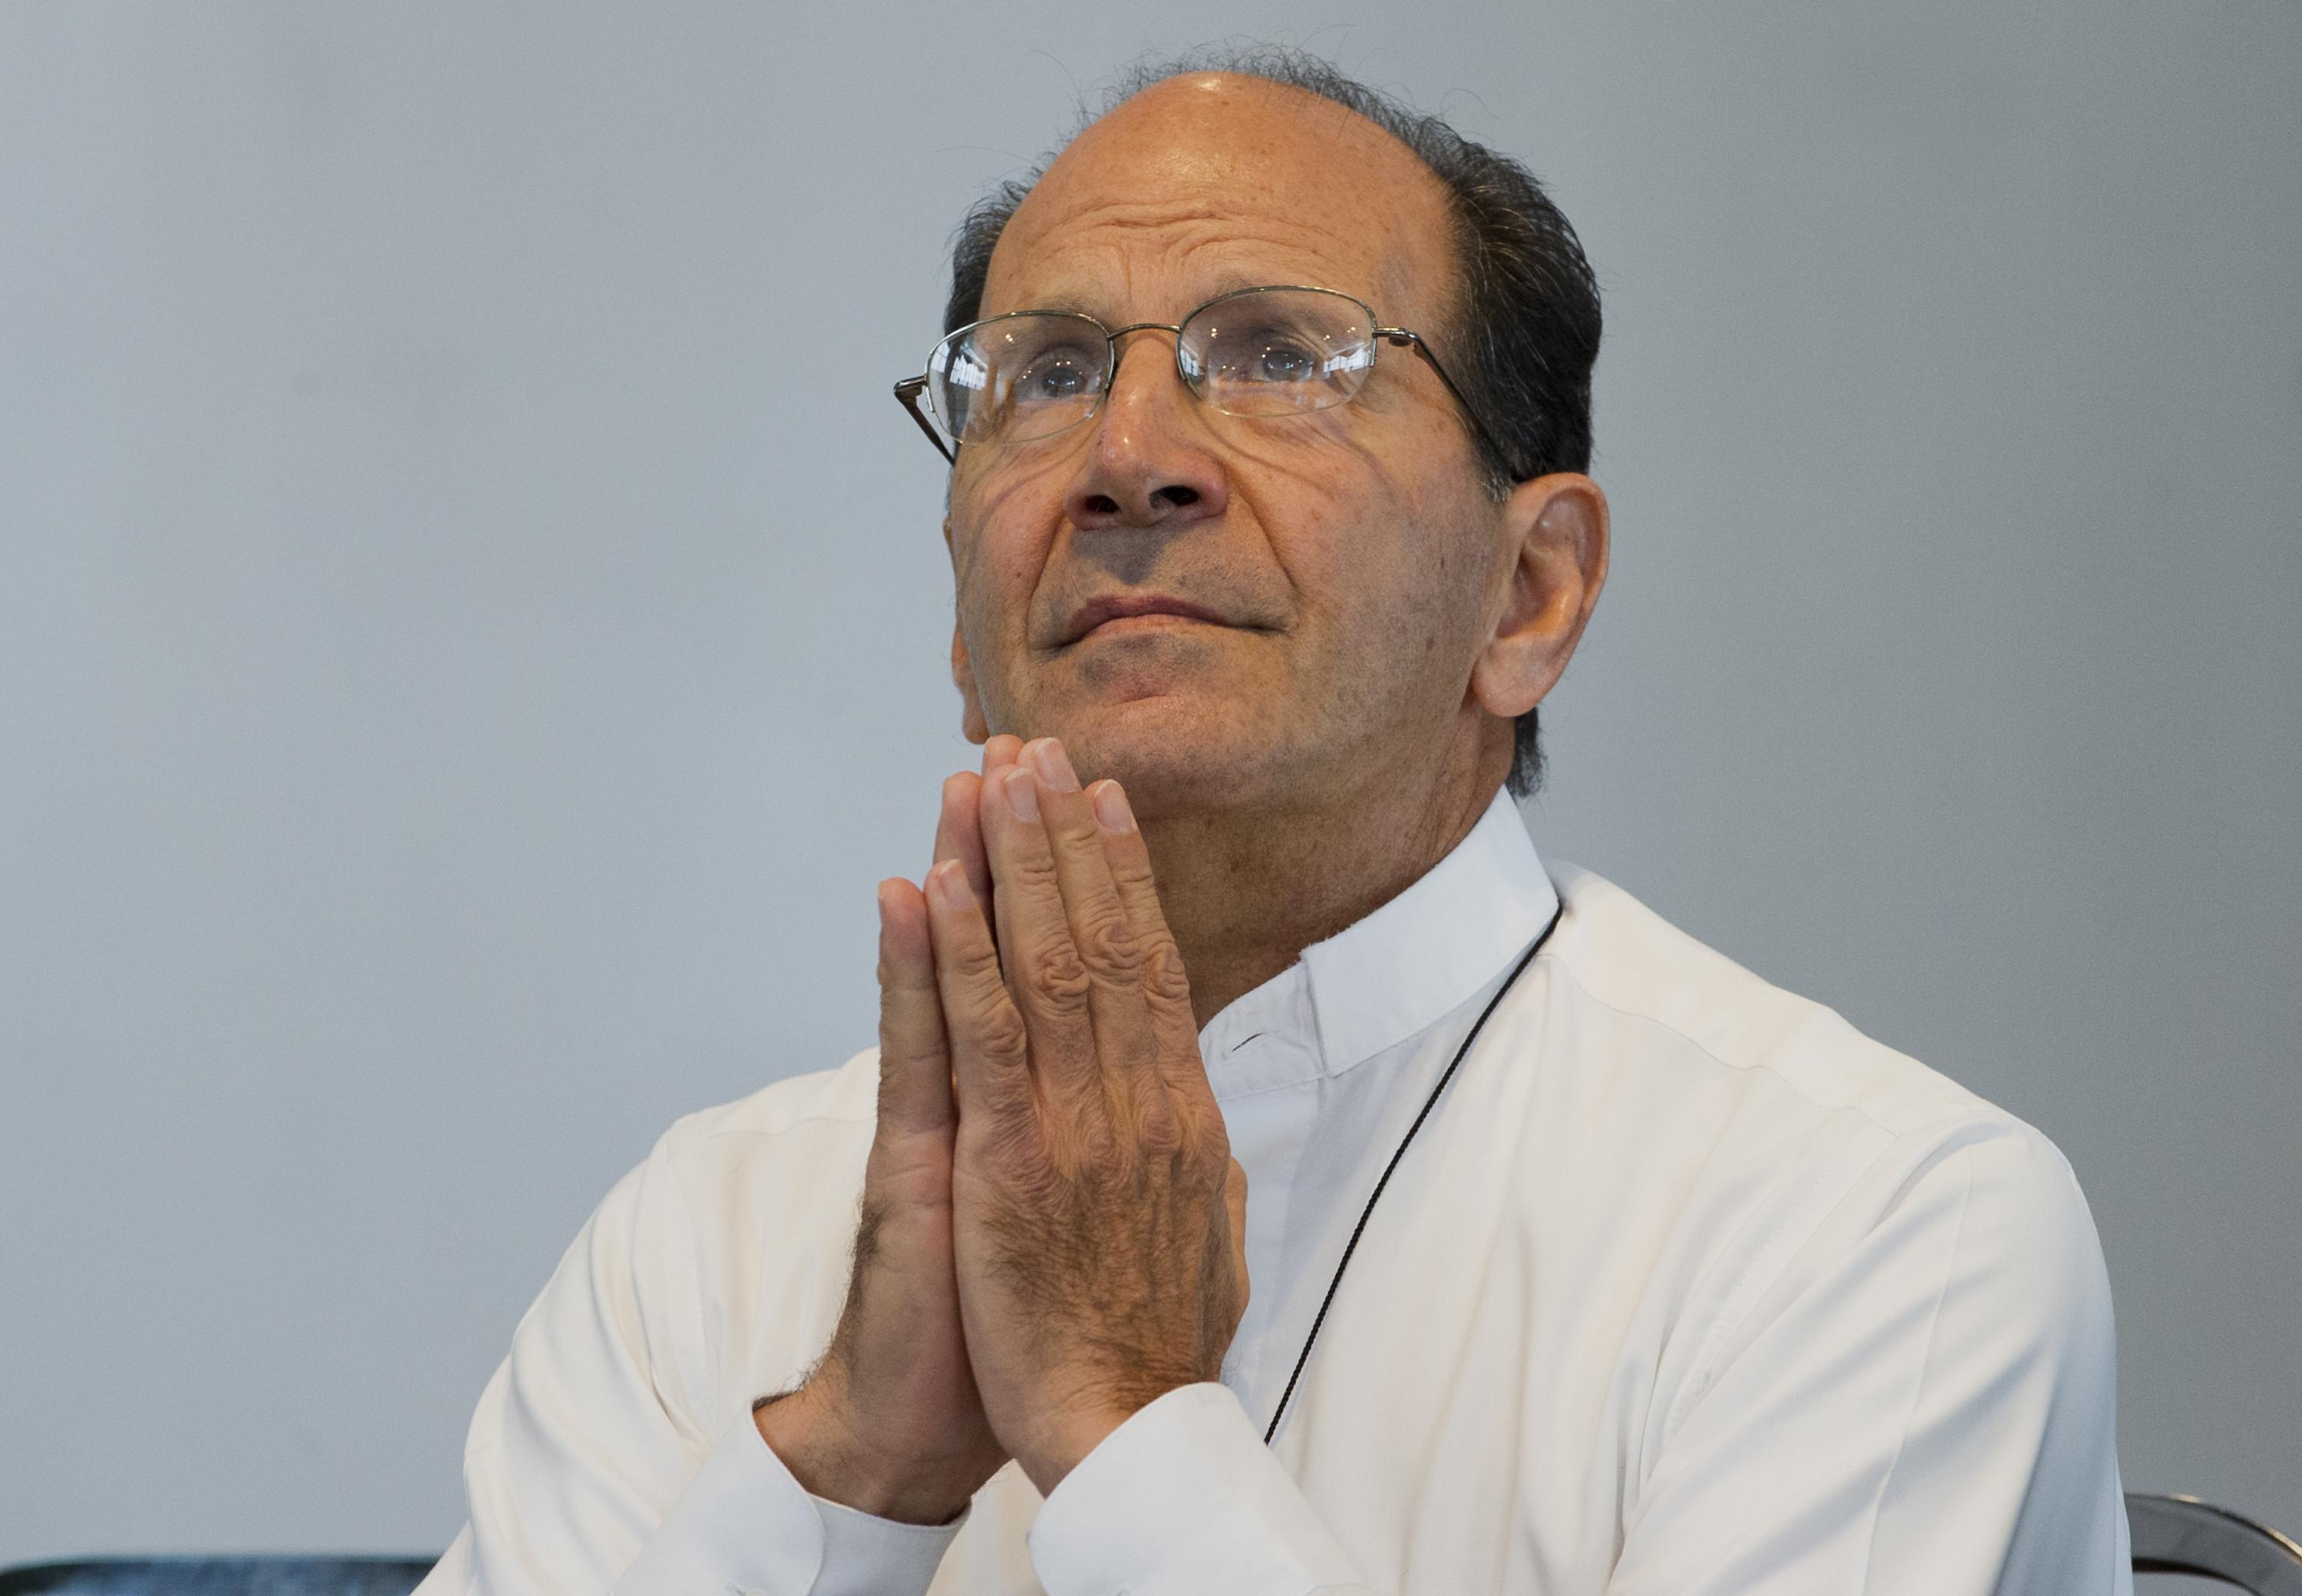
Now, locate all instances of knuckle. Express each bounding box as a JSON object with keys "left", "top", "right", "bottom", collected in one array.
[
  {"left": 1076, "top": 907, "right": 1143, "bottom": 981},
  {"left": 1142, "top": 937, "right": 1192, "bottom": 1006},
  {"left": 972, "top": 1003, "right": 1031, "bottom": 1067},
  {"left": 961, "top": 1118, "right": 1050, "bottom": 1190},
  {"left": 1075, "top": 1113, "right": 1123, "bottom": 1169},
  {"left": 1108, "top": 849, "right": 1156, "bottom": 892},
  {"left": 1135, "top": 1098, "right": 1184, "bottom": 1158},
  {"left": 976, "top": 1104, "right": 1054, "bottom": 1165},
  {"left": 877, "top": 957, "right": 931, "bottom": 1001},
  {"left": 949, "top": 932, "right": 1004, "bottom": 988},
  {"left": 1009, "top": 847, "right": 1062, "bottom": 892},
  {"left": 1023, "top": 938, "right": 1093, "bottom": 1011}
]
